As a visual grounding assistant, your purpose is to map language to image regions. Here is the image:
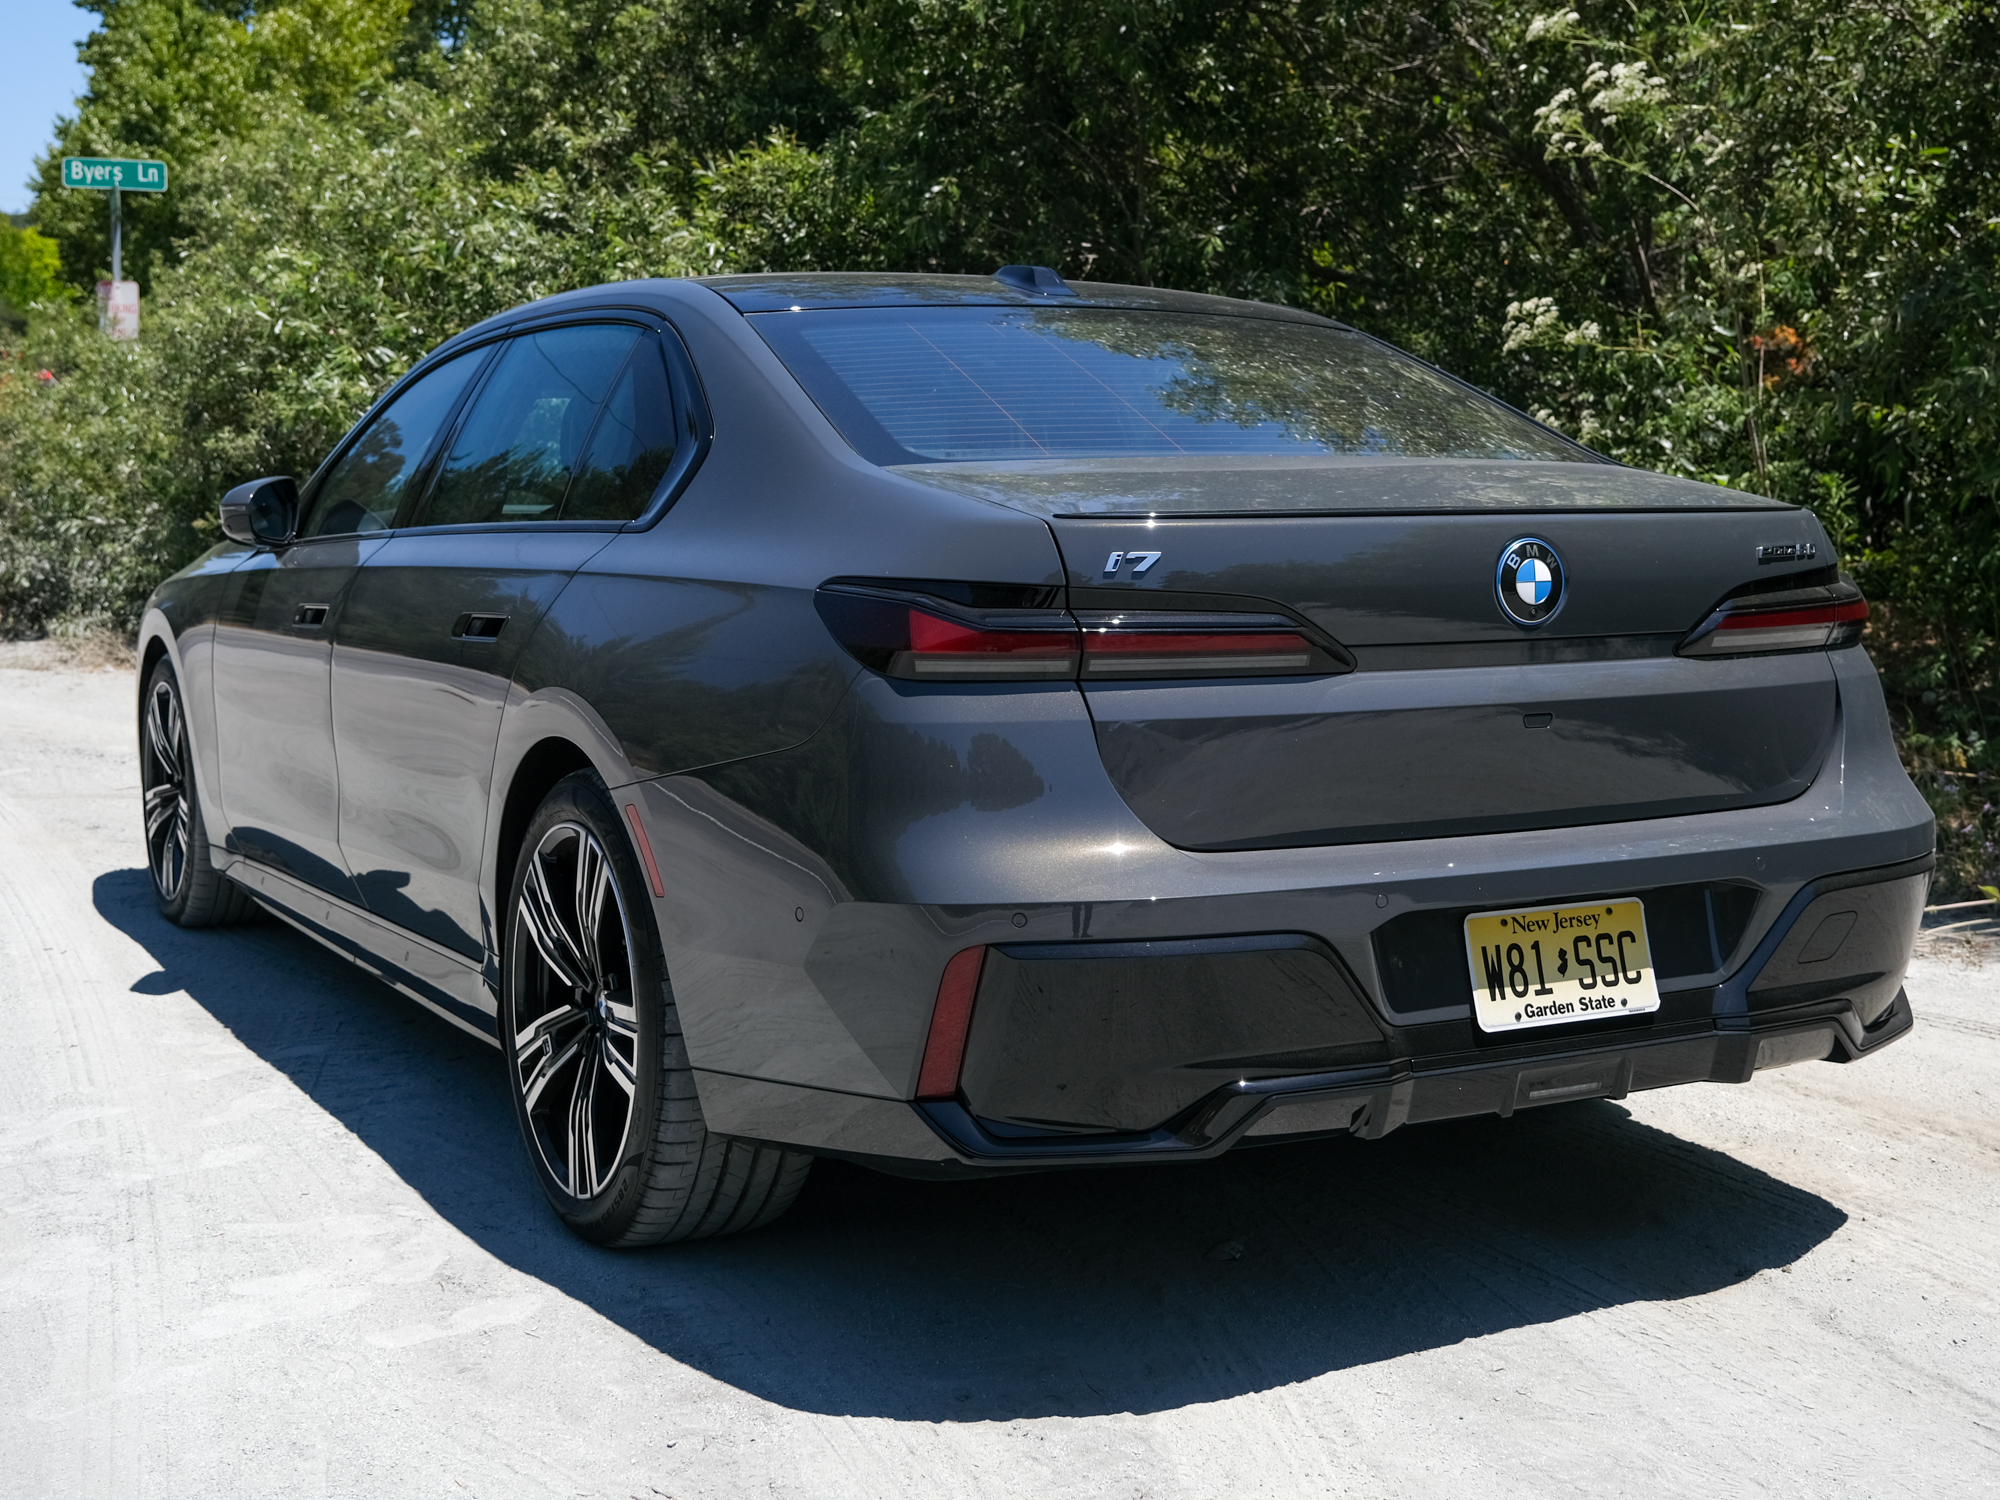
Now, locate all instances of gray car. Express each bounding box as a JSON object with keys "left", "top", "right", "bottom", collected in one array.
[{"left": 135, "top": 269, "right": 1934, "bottom": 1246}]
